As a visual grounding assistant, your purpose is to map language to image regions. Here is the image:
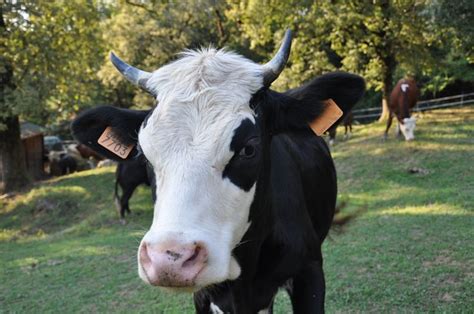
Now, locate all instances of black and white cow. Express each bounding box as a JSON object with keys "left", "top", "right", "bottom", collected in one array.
[
  {"left": 71, "top": 30, "right": 365, "bottom": 313},
  {"left": 114, "top": 157, "right": 152, "bottom": 219}
]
